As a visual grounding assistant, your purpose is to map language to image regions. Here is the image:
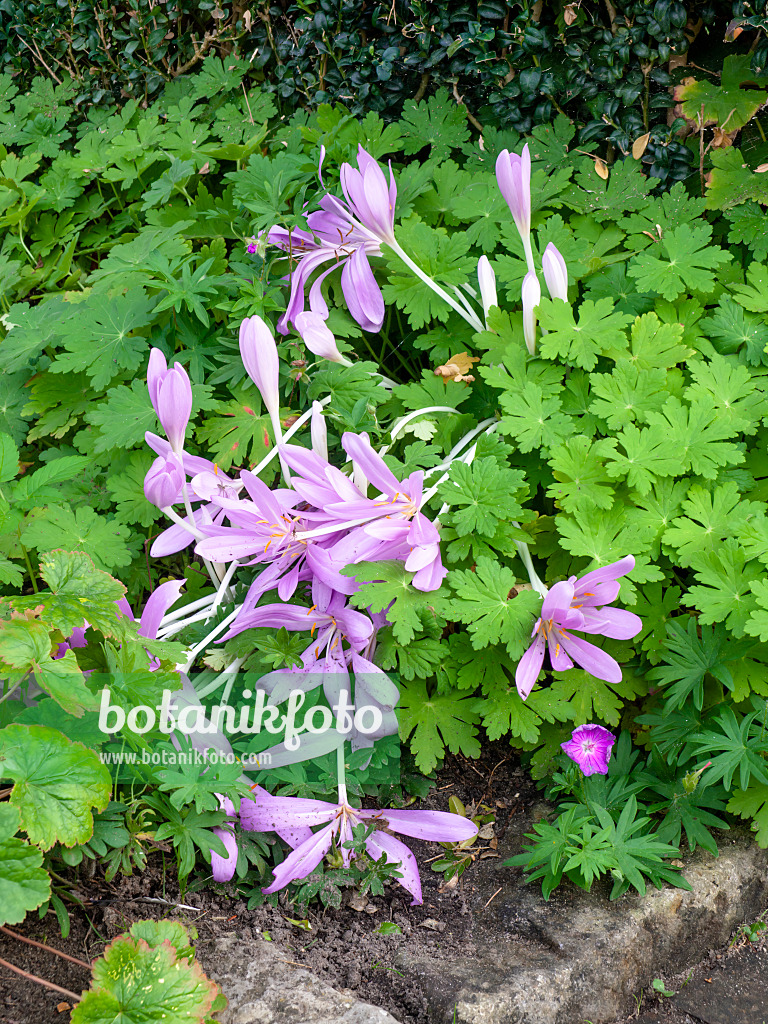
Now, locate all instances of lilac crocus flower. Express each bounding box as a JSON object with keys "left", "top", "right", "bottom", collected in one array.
[
  {"left": 515, "top": 556, "right": 642, "bottom": 700},
  {"left": 496, "top": 144, "right": 535, "bottom": 275},
  {"left": 241, "top": 788, "right": 478, "bottom": 905},
  {"left": 295, "top": 311, "right": 349, "bottom": 364},
  {"left": 240, "top": 315, "right": 282, "bottom": 447},
  {"left": 147, "top": 349, "right": 192, "bottom": 455},
  {"left": 542, "top": 243, "right": 568, "bottom": 302},
  {"left": 144, "top": 453, "right": 185, "bottom": 510},
  {"left": 268, "top": 145, "right": 395, "bottom": 339},
  {"left": 521, "top": 271, "right": 541, "bottom": 356},
  {"left": 561, "top": 724, "right": 616, "bottom": 776},
  {"left": 477, "top": 255, "right": 497, "bottom": 325}
]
